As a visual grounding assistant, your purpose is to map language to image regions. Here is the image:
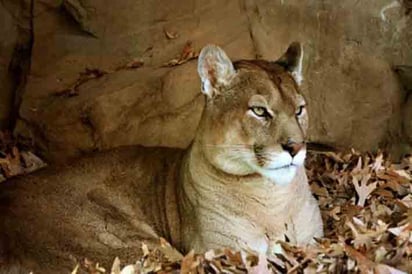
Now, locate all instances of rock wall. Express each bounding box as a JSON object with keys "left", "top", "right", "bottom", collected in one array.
[
  {"left": 396, "top": 65, "right": 412, "bottom": 149},
  {"left": 3, "top": 0, "right": 411, "bottom": 162},
  {"left": 0, "top": 0, "right": 32, "bottom": 129}
]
